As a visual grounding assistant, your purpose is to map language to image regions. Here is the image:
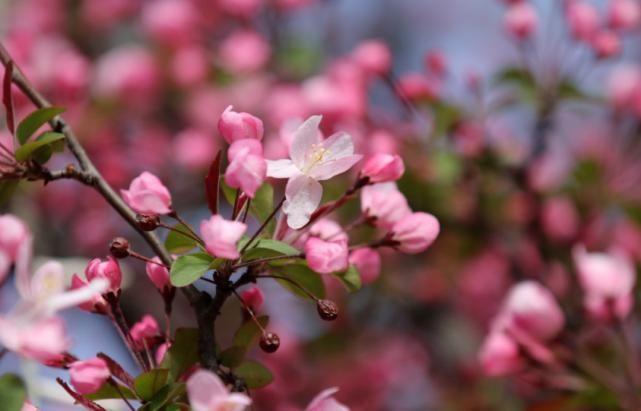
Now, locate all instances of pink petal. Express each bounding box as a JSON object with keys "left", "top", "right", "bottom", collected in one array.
[
  {"left": 310, "top": 154, "right": 362, "bottom": 181},
  {"left": 266, "top": 159, "right": 299, "bottom": 178},
  {"left": 283, "top": 174, "right": 322, "bottom": 229},
  {"left": 290, "top": 115, "right": 322, "bottom": 169},
  {"left": 187, "top": 370, "right": 231, "bottom": 411}
]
